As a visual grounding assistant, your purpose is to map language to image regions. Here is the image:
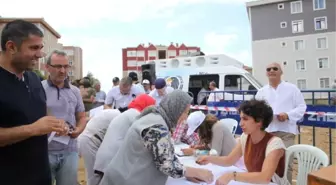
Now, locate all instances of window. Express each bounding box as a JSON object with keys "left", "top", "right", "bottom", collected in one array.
[
  {"left": 319, "top": 78, "right": 330, "bottom": 88},
  {"left": 69, "top": 60, "right": 73, "bottom": 66},
  {"left": 314, "top": 0, "right": 326, "bottom": 10},
  {"left": 224, "top": 75, "right": 256, "bottom": 91},
  {"left": 68, "top": 71, "right": 73, "bottom": 76},
  {"left": 318, "top": 57, "right": 329, "bottom": 69},
  {"left": 292, "top": 20, "right": 304, "bottom": 33},
  {"left": 179, "top": 50, "right": 188, "bottom": 56},
  {"left": 280, "top": 22, "right": 287, "bottom": 28},
  {"left": 188, "top": 49, "right": 197, "bottom": 54},
  {"left": 297, "top": 79, "right": 307, "bottom": 90},
  {"left": 315, "top": 17, "right": 327, "bottom": 30},
  {"left": 168, "top": 50, "right": 176, "bottom": 57},
  {"left": 295, "top": 60, "right": 306, "bottom": 71},
  {"left": 291, "top": 1, "right": 302, "bottom": 14},
  {"left": 317, "top": 37, "right": 327, "bottom": 49},
  {"left": 136, "top": 51, "right": 144, "bottom": 57},
  {"left": 148, "top": 50, "right": 156, "bottom": 57},
  {"left": 278, "top": 3, "right": 284, "bottom": 10},
  {"left": 127, "top": 60, "right": 137, "bottom": 67},
  {"left": 294, "top": 40, "right": 304, "bottom": 50},
  {"left": 127, "top": 50, "right": 137, "bottom": 57}
]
